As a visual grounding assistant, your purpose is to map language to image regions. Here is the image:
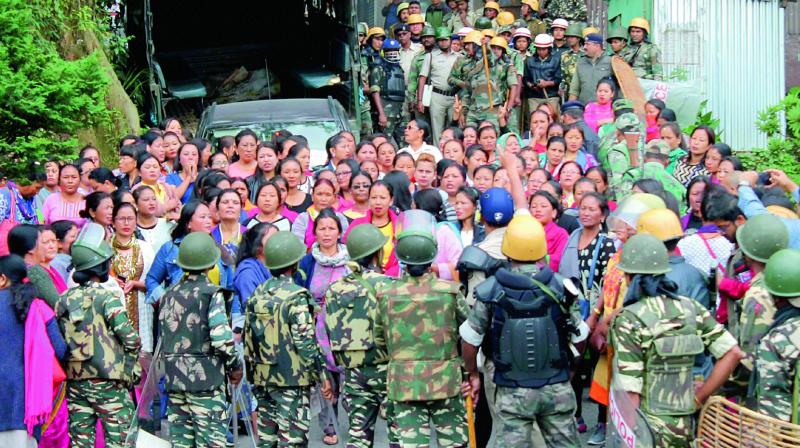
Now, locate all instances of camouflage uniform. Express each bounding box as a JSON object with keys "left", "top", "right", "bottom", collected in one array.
[
  {"left": 525, "top": 17, "right": 548, "bottom": 36},
  {"left": 369, "top": 61, "right": 406, "bottom": 146},
  {"left": 406, "top": 50, "right": 432, "bottom": 122},
  {"left": 544, "top": 0, "right": 587, "bottom": 23},
  {"left": 507, "top": 49, "right": 529, "bottom": 134},
  {"left": 461, "top": 52, "right": 518, "bottom": 128},
  {"left": 447, "top": 54, "right": 475, "bottom": 97},
  {"left": 59, "top": 283, "right": 141, "bottom": 448},
  {"left": 621, "top": 162, "right": 688, "bottom": 213},
  {"left": 624, "top": 41, "right": 663, "bottom": 80},
  {"left": 726, "top": 273, "right": 776, "bottom": 399},
  {"left": 559, "top": 48, "right": 582, "bottom": 96},
  {"left": 324, "top": 264, "right": 397, "bottom": 447},
  {"left": 159, "top": 273, "right": 240, "bottom": 447},
  {"left": 374, "top": 272, "right": 470, "bottom": 447},
  {"left": 245, "top": 274, "right": 326, "bottom": 448},
  {"left": 358, "top": 47, "right": 376, "bottom": 135},
  {"left": 600, "top": 140, "right": 632, "bottom": 201},
  {"left": 754, "top": 315, "right": 800, "bottom": 421},
  {"left": 462, "top": 264, "right": 583, "bottom": 447},
  {"left": 611, "top": 295, "right": 738, "bottom": 447}
]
